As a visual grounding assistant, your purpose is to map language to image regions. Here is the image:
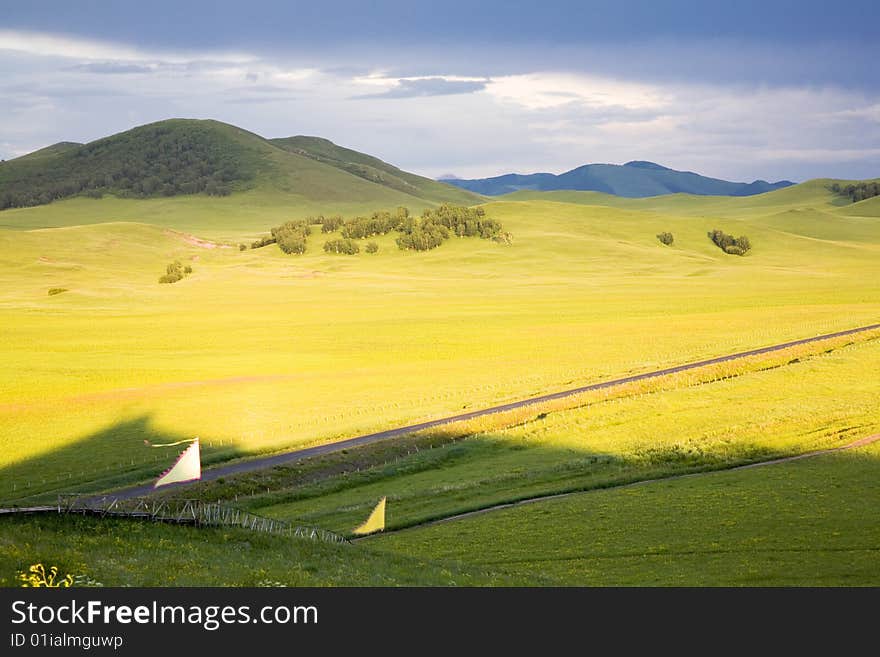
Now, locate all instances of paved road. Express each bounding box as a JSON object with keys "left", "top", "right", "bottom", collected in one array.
[
  {"left": 356, "top": 432, "right": 880, "bottom": 541},
  {"left": 98, "top": 322, "right": 880, "bottom": 501}
]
